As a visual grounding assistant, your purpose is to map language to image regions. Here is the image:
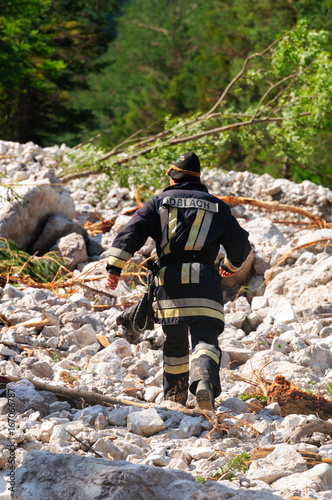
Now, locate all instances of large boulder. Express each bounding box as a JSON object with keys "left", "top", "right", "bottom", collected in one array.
[
  {"left": 31, "top": 214, "right": 88, "bottom": 255},
  {"left": 54, "top": 233, "right": 88, "bottom": 270},
  {"left": 0, "top": 169, "right": 75, "bottom": 250},
  {"left": 15, "top": 450, "right": 283, "bottom": 500}
]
